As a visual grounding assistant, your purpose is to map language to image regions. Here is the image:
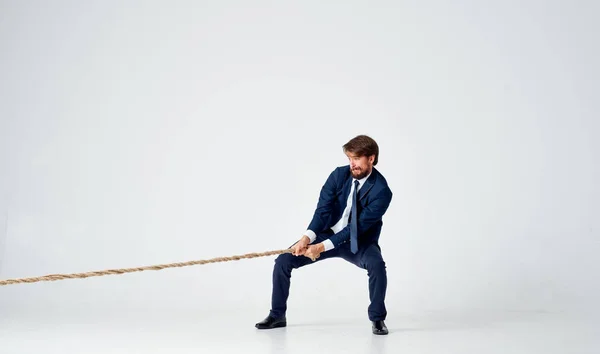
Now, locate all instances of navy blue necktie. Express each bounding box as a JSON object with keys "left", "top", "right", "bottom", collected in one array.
[{"left": 350, "top": 179, "right": 359, "bottom": 253}]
